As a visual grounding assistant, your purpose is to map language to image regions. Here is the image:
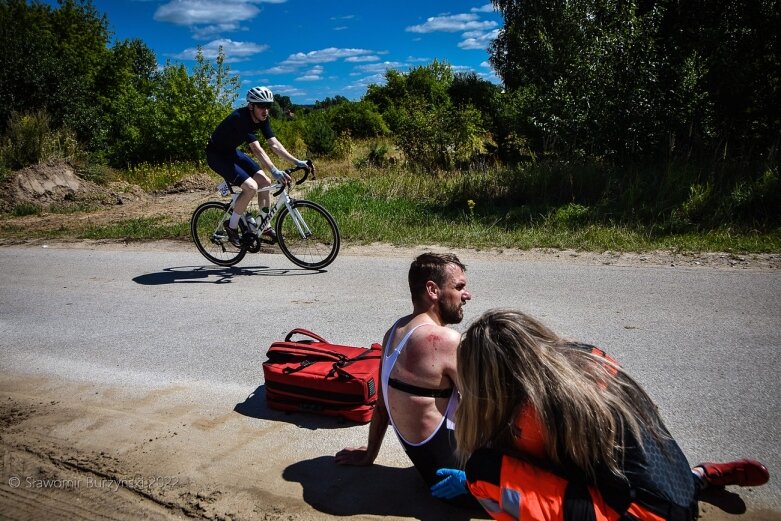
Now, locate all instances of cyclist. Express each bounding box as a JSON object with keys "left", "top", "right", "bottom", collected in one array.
[{"left": 206, "top": 86, "right": 311, "bottom": 247}]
